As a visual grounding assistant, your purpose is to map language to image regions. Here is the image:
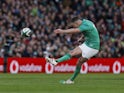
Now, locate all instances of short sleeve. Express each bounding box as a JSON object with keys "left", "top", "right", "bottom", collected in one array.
[{"left": 78, "top": 24, "right": 90, "bottom": 32}]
